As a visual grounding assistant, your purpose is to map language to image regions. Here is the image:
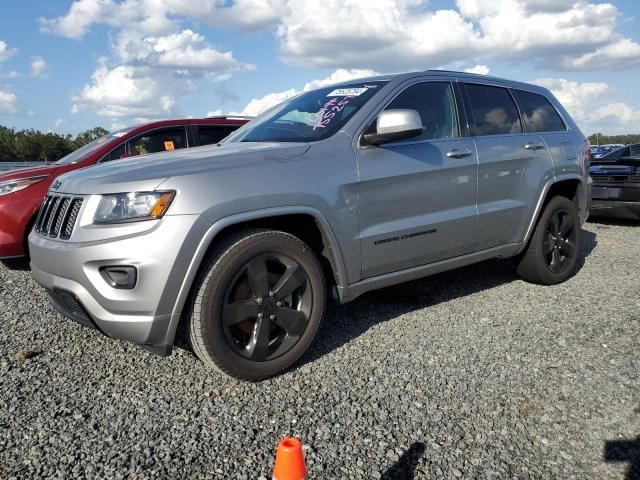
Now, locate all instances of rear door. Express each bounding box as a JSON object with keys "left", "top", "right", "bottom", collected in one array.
[
  {"left": 356, "top": 79, "right": 478, "bottom": 278},
  {"left": 462, "top": 82, "right": 554, "bottom": 249}
]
